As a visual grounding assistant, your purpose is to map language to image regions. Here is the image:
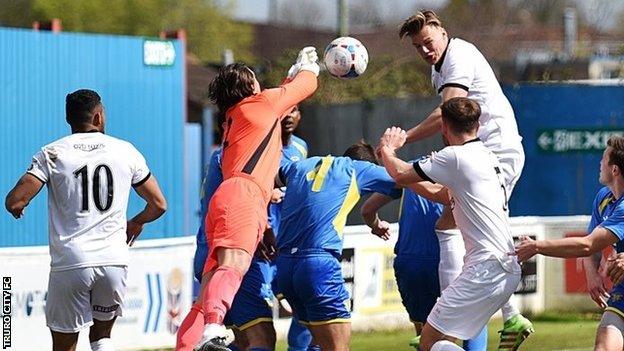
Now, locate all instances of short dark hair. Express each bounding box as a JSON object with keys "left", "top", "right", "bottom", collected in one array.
[
  {"left": 440, "top": 97, "right": 481, "bottom": 134},
  {"left": 208, "top": 63, "right": 256, "bottom": 114},
  {"left": 399, "top": 10, "right": 442, "bottom": 39},
  {"left": 607, "top": 136, "right": 624, "bottom": 178},
  {"left": 66, "top": 89, "right": 102, "bottom": 127},
  {"left": 343, "top": 140, "right": 378, "bottom": 164}
]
